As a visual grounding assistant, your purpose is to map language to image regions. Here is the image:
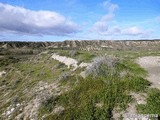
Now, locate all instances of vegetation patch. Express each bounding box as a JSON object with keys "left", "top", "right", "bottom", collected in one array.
[
  {"left": 38, "top": 55, "right": 150, "bottom": 120},
  {"left": 1, "top": 49, "right": 159, "bottom": 120},
  {"left": 137, "top": 88, "right": 160, "bottom": 115}
]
